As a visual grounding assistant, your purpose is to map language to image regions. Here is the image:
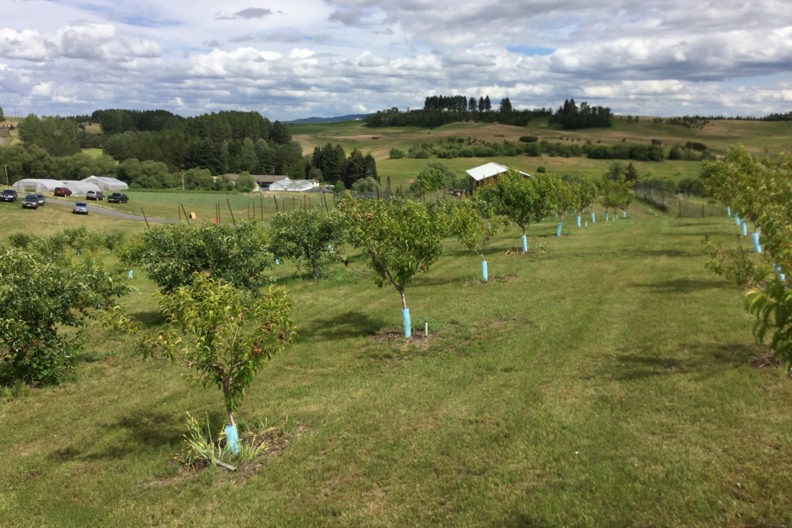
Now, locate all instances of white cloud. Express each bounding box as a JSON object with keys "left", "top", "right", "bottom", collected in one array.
[{"left": 31, "top": 81, "right": 52, "bottom": 96}]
